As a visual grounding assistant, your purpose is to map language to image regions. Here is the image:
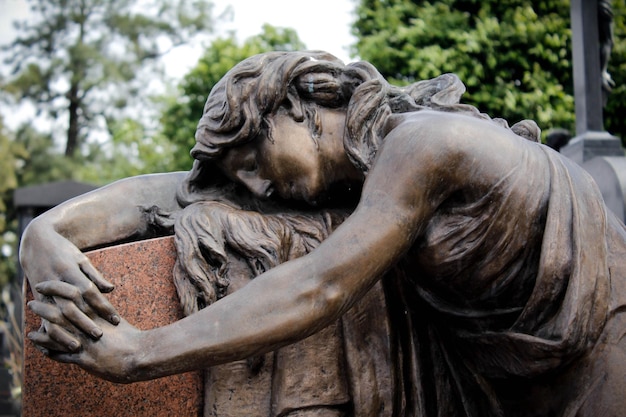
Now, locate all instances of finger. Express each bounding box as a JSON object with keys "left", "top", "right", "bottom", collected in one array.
[
  {"left": 35, "top": 281, "right": 120, "bottom": 325},
  {"left": 27, "top": 331, "right": 75, "bottom": 353},
  {"left": 46, "top": 322, "right": 81, "bottom": 352},
  {"left": 79, "top": 259, "right": 115, "bottom": 293},
  {"left": 78, "top": 283, "right": 120, "bottom": 325},
  {"left": 34, "top": 281, "right": 83, "bottom": 305},
  {"left": 28, "top": 300, "right": 71, "bottom": 327},
  {"left": 54, "top": 298, "right": 103, "bottom": 339}
]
